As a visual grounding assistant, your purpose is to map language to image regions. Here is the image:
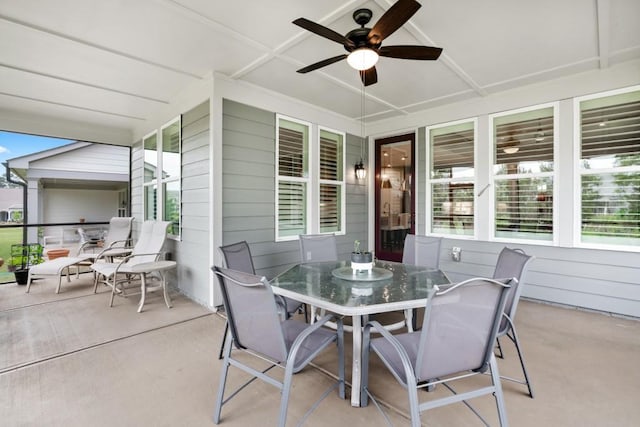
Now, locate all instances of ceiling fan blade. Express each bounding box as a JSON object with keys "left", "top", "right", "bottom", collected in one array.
[
  {"left": 360, "top": 67, "right": 378, "bottom": 86},
  {"left": 379, "top": 45, "right": 442, "bottom": 60},
  {"left": 293, "top": 18, "right": 355, "bottom": 48},
  {"left": 368, "top": 0, "right": 421, "bottom": 45},
  {"left": 297, "top": 54, "right": 348, "bottom": 73}
]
